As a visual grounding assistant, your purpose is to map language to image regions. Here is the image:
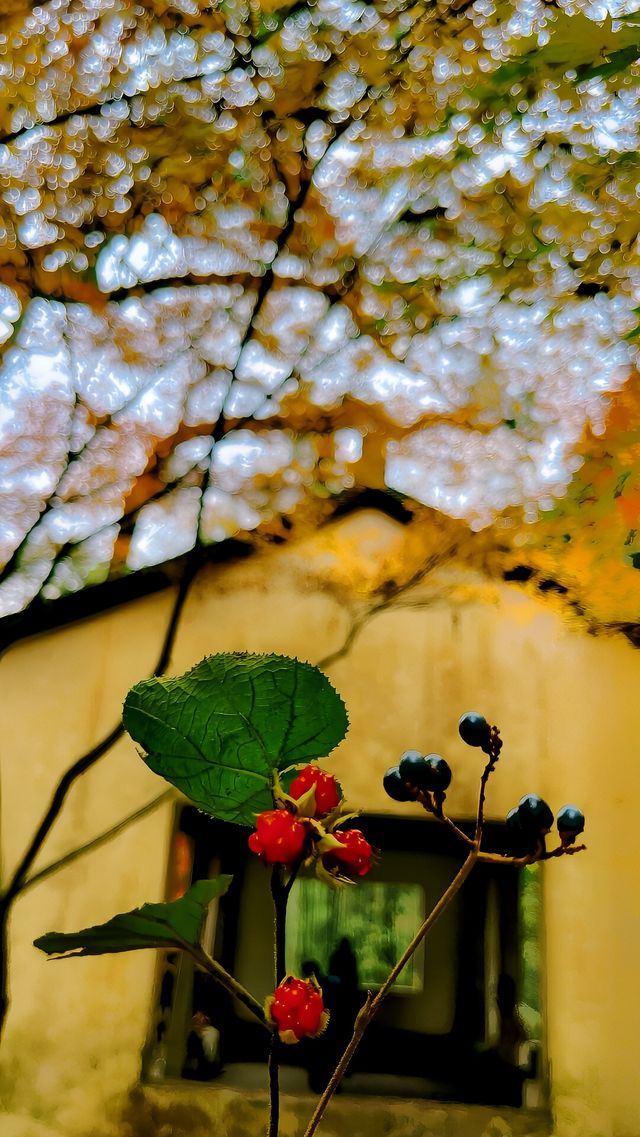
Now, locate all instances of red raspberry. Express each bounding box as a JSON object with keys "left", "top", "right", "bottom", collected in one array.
[
  {"left": 248, "top": 810, "right": 309, "bottom": 865},
  {"left": 322, "top": 829, "right": 373, "bottom": 878},
  {"left": 267, "top": 977, "right": 327, "bottom": 1042},
  {"left": 289, "top": 765, "right": 342, "bottom": 817}
]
